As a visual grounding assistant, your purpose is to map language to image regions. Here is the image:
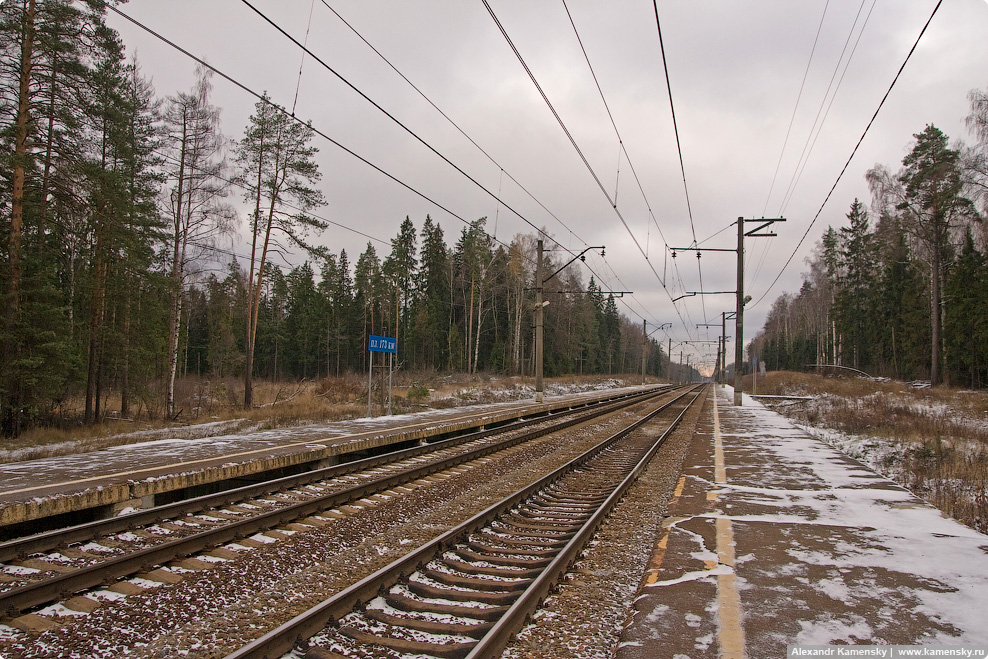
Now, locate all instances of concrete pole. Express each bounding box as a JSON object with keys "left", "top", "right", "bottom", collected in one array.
[
  {"left": 367, "top": 351, "right": 373, "bottom": 417},
  {"left": 642, "top": 320, "right": 647, "bottom": 385},
  {"left": 535, "top": 239, "right": 544, "bottom": 403},
  {"left": 734, "top": 217, "right": 744, "bottom": 406},
  {"left": 668, "top": 338, "right": 672, "bottom": 383},
  {"left": 715, "top": 342, "right": 721, "bottom": 385},
  {"left": 721, "top": 334, "right": 726, "bottom": 386},
  {"left": 721, "top": 312, "right": 727, "bottom": 387}
]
